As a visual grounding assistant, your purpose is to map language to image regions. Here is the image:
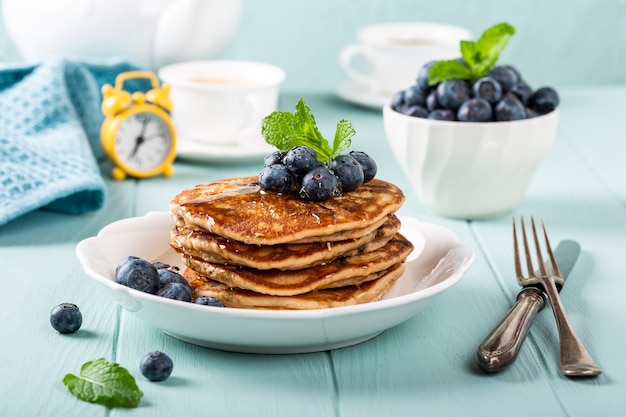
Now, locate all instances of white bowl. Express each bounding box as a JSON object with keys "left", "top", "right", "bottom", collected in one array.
[{"left": 383, "top": 105, "right": 559, "bottom": 219}]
